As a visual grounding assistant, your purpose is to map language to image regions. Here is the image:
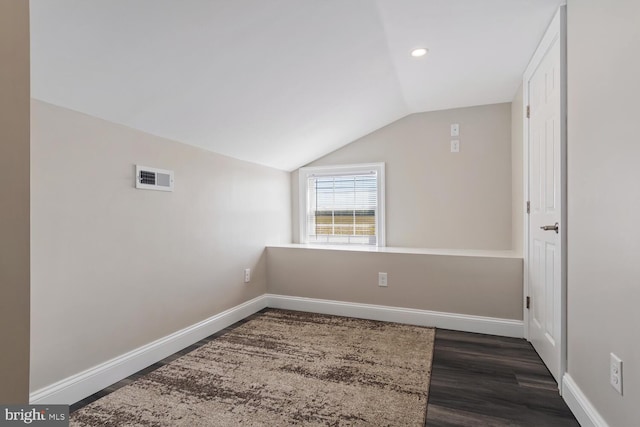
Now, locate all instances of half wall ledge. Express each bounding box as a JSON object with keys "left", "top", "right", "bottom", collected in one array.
[{"left": 266, "top": 244, "right": 524, "bottom": 324}]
